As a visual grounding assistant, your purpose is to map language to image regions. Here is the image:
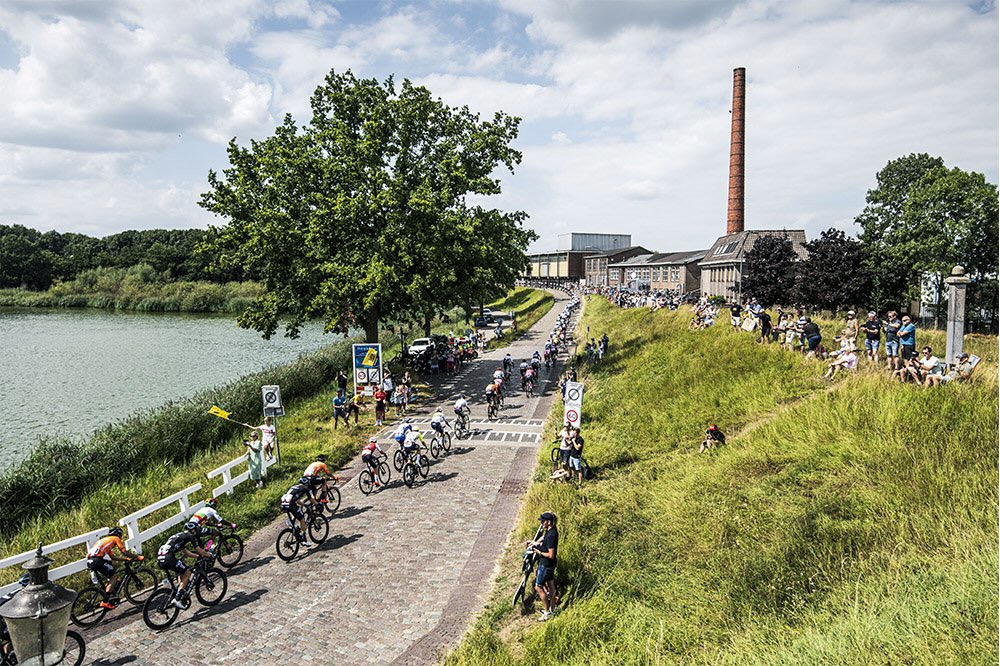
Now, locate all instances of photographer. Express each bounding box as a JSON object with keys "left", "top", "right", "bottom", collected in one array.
[{"left": 526, "top": 512, "right": 559, "bottom": 621}]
